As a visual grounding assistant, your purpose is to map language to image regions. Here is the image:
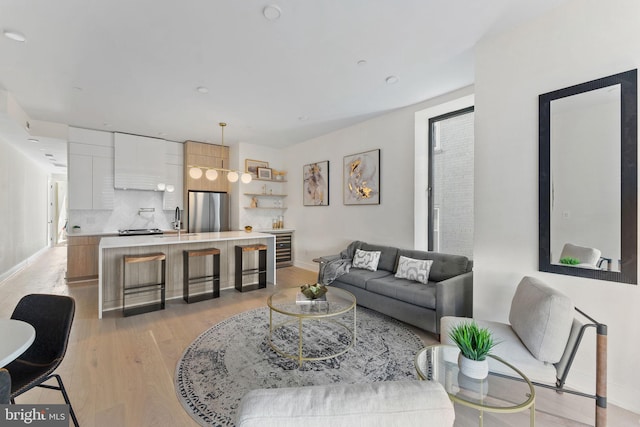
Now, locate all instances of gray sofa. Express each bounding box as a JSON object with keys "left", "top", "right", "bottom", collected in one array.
[{"left": 318, "top": 241, "right": 473, "bottom": 336}]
